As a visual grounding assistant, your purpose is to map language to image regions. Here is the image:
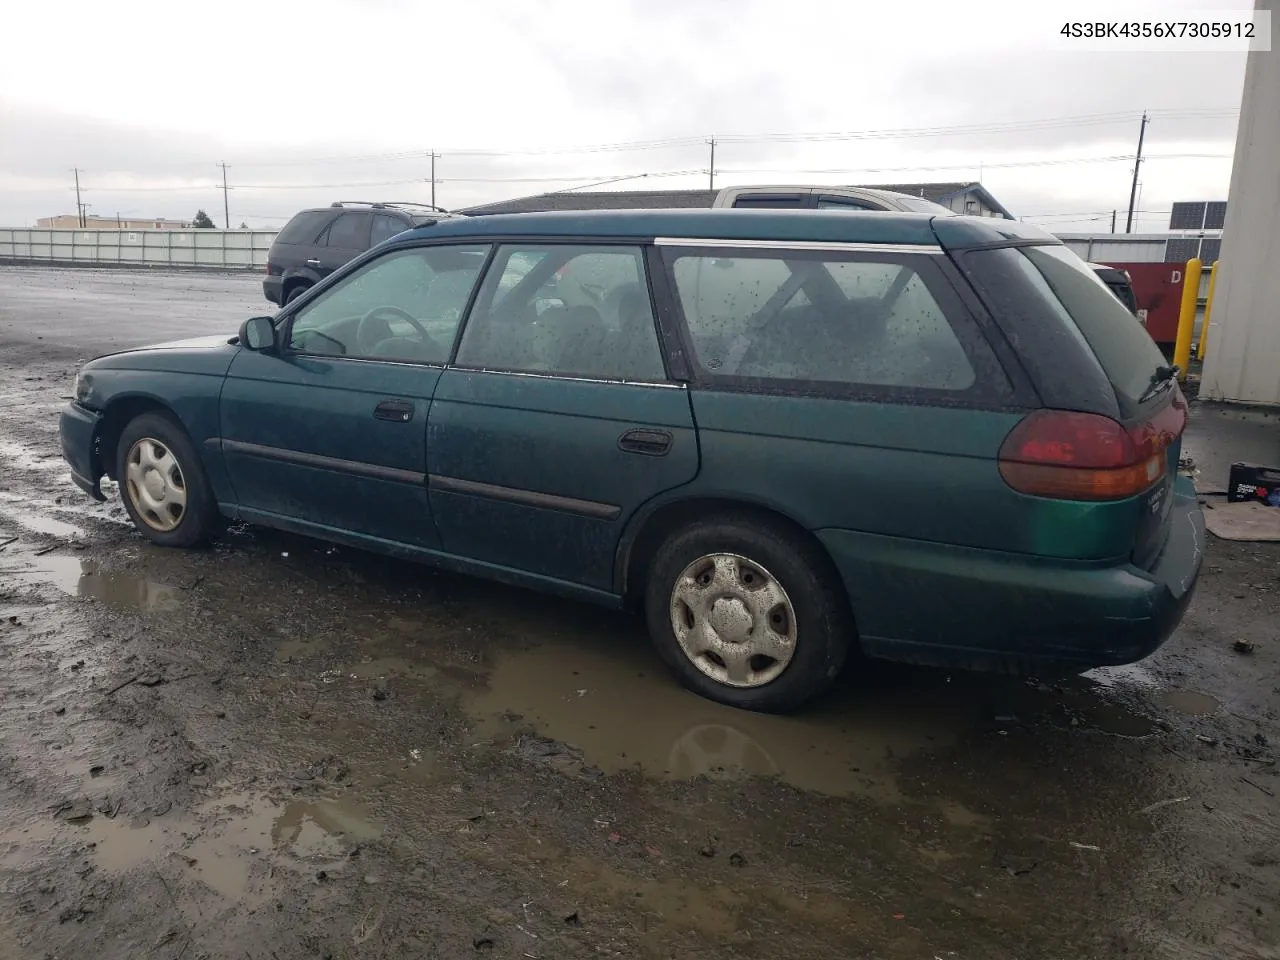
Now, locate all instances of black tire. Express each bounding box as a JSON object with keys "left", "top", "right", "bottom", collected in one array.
[
  {"left": 284, "top": 282, "right": 311, "bottom": 304},
  {"left": 115, "top": 411, "right": 219, "bottom": 548},
  {"left": 643, "top": 513, "right": 853, "bottom": 714}
]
